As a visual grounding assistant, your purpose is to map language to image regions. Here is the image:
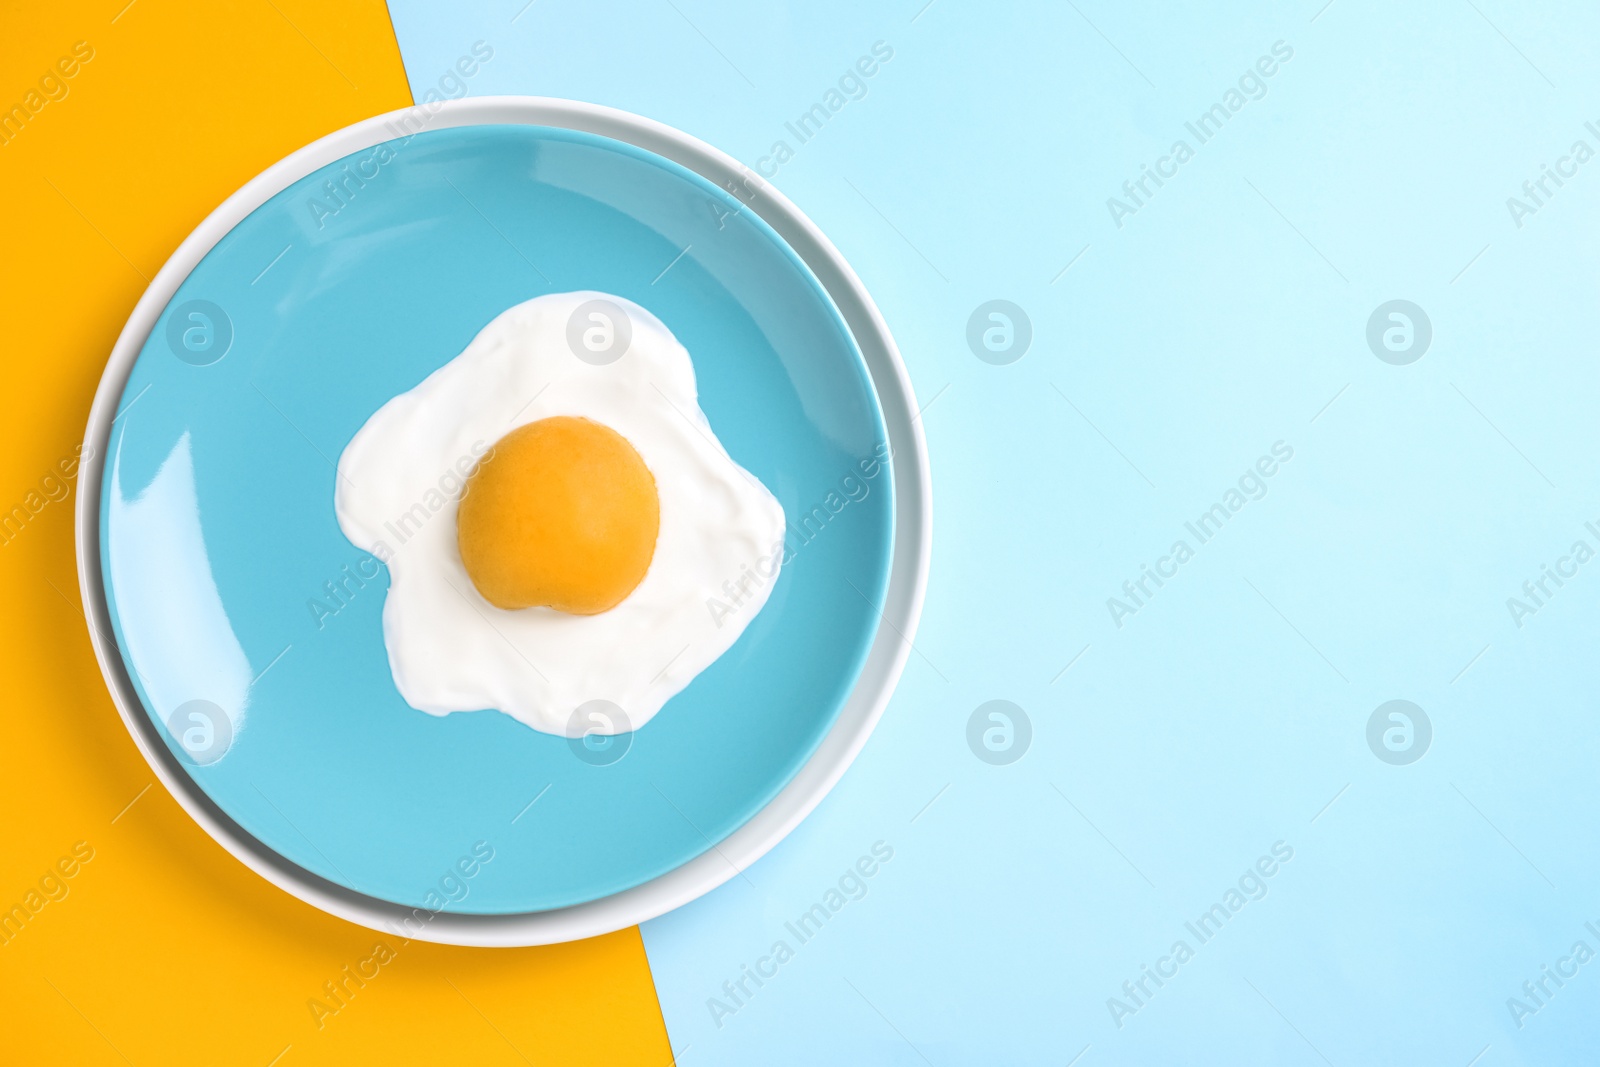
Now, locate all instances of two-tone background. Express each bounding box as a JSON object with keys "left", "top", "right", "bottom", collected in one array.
[{"left": 6, "top": 1, "right": 1600, "bottom": 1064}]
